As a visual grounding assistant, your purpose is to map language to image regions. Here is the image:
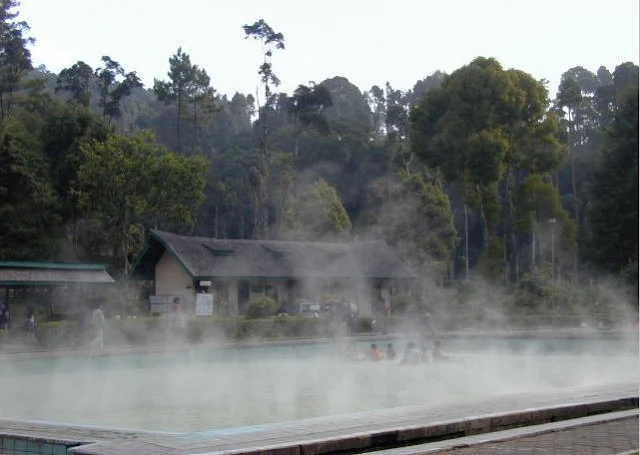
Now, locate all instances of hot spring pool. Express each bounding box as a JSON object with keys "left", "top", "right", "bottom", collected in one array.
[{"left": 0, "top": 336, "right": 637, "bottom": 433}]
